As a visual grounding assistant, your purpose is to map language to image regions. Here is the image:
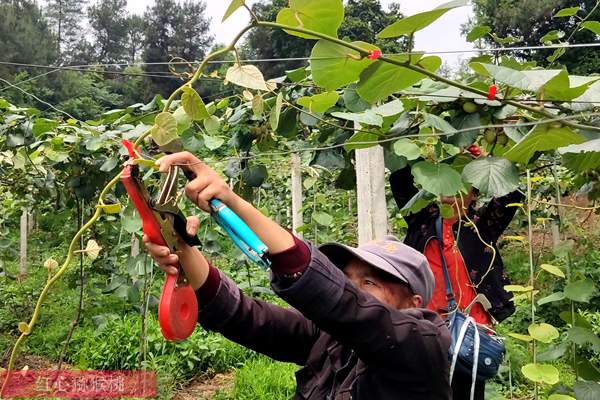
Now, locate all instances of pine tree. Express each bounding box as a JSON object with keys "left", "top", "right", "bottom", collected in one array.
[
  {"left": 45, "top": 0, "right": 87, "bottom": 63},
  {"left": 0, "top": 0, "right": 57, "bottom": 76},
  {"left": 88, "top": 0, "right": 129, "bottom": 65},
  {"left": 142, "top": 0, "right": 213, "bottom": 95}
]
